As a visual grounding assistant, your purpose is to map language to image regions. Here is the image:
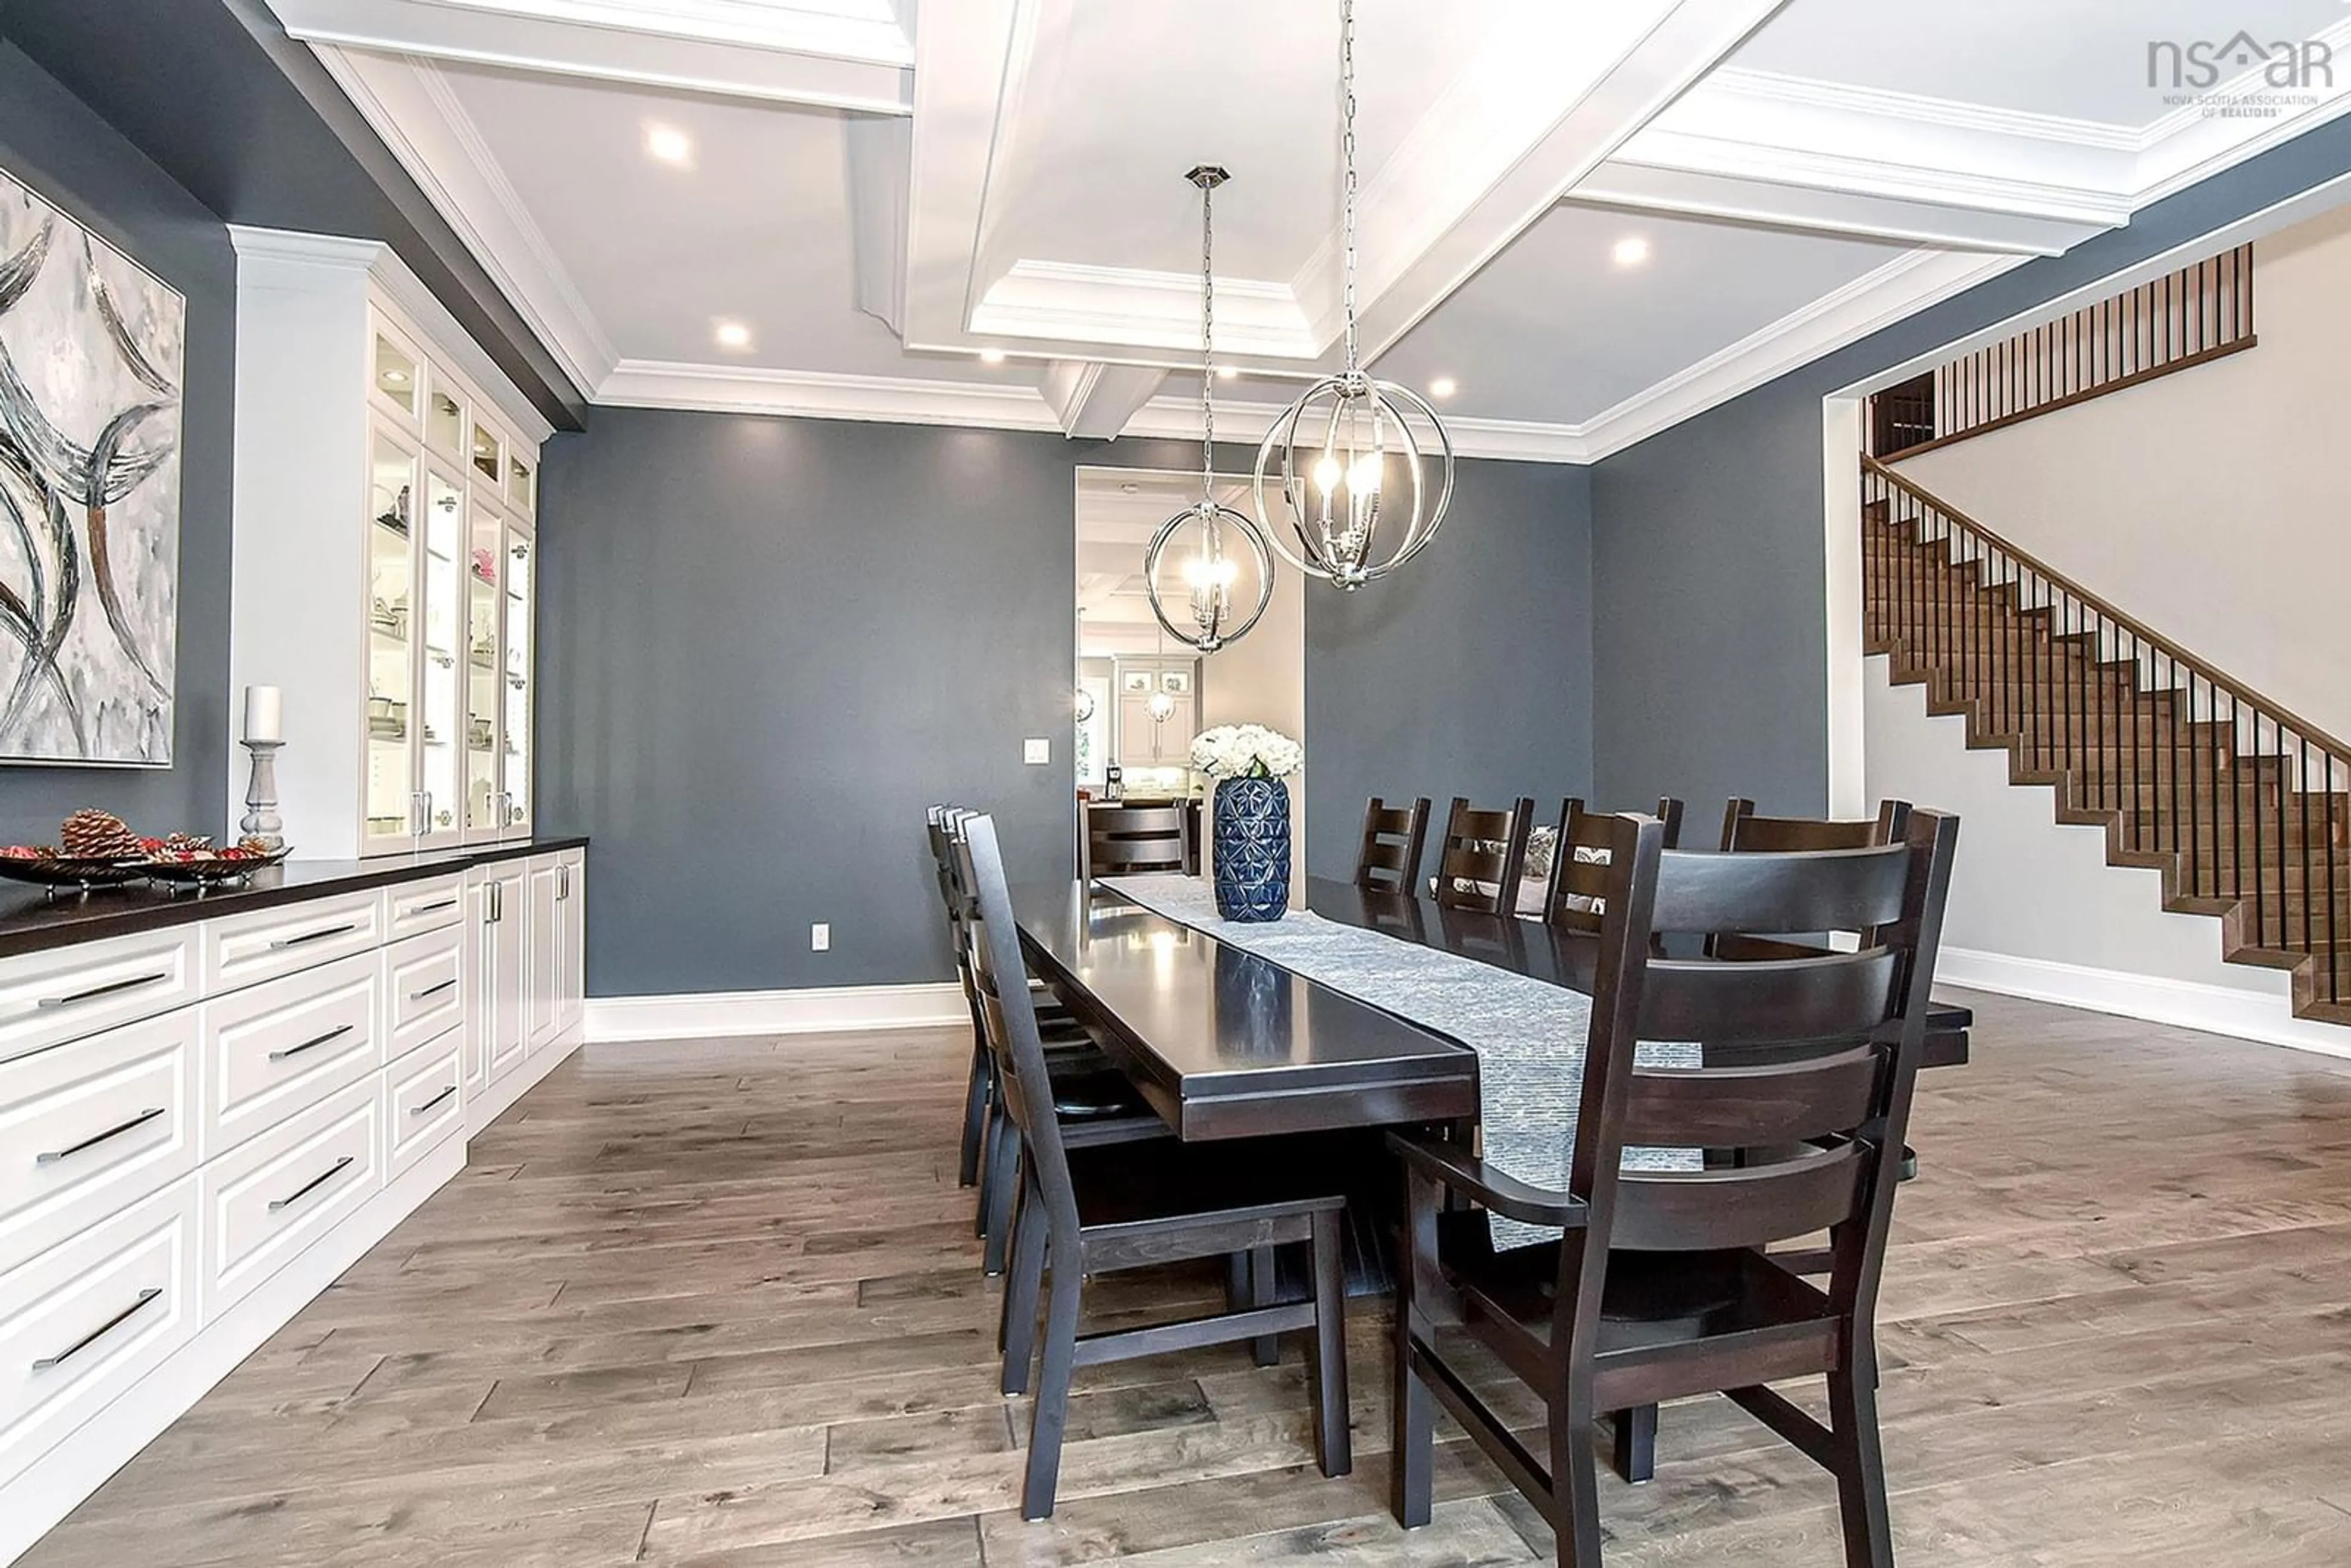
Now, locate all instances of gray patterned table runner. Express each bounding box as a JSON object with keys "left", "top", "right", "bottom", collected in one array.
[{"left": 1102, "top": 875, "right": 1698, "bottom": 1248}]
